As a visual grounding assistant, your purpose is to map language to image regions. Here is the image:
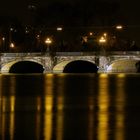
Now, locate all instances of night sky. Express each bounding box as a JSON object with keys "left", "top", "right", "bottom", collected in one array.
[
  {"left": 121, "top": 0, "right": 140, "bottom": 25},
  {"left": 0, "top": 0, "right": 140, "bottom": 46},
  {"left": 0, "top": 0, "right": 140, "bottom": 25}
]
